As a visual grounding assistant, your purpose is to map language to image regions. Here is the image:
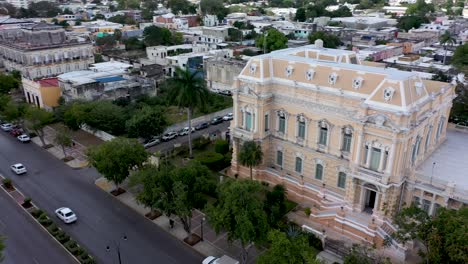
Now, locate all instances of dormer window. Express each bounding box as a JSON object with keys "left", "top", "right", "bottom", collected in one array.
[
  {"left": 285, "top": 65, "right": 294, "bottom": 77},
  {"left": 328, "top": 72, "right": 338, "bottom": 85},
  {"left": 352, "top": 77, "right": 363, "bottom": 90},
  {"left": 305, "top": 69, "right": 315, "bottom": 80},
  {"left": 249, "top": 63, "right": 257, "bottom": 74},
  {"left": 383, "top": 87, "right": 395, "bottom": 102}
]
